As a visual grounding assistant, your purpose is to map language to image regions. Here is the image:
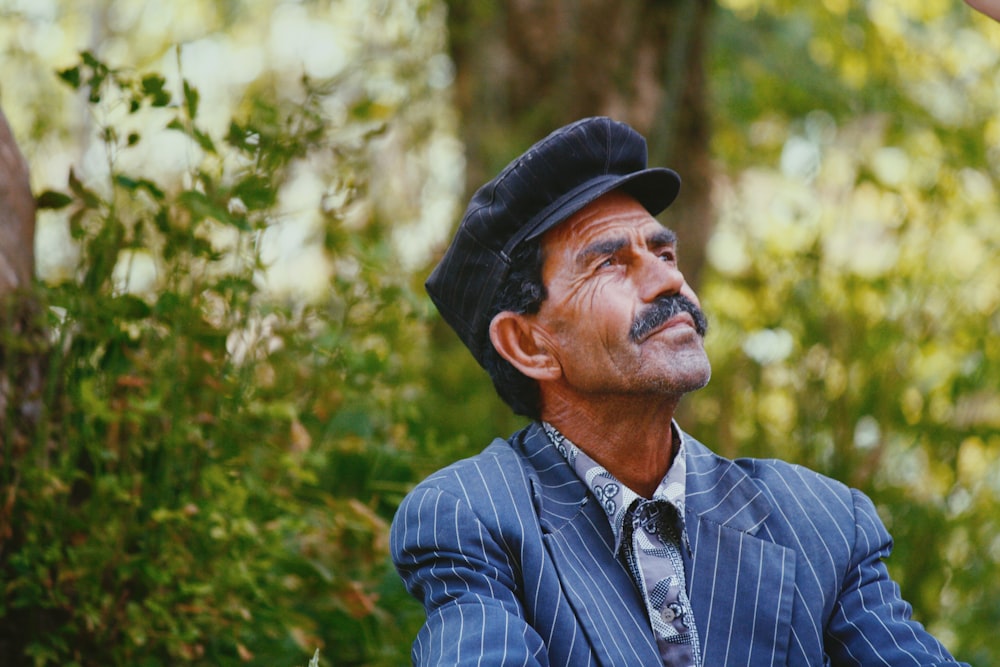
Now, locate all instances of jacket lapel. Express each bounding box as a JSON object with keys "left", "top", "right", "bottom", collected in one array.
[
  {"left": 683, "top": 434, "right": 796, "bottom": 666},
  {"left": 514, "top": 425, "right": 797, "bottom": 666},
  {"left": 514, "top": 424, "right": 661, "bottom": 666}
]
